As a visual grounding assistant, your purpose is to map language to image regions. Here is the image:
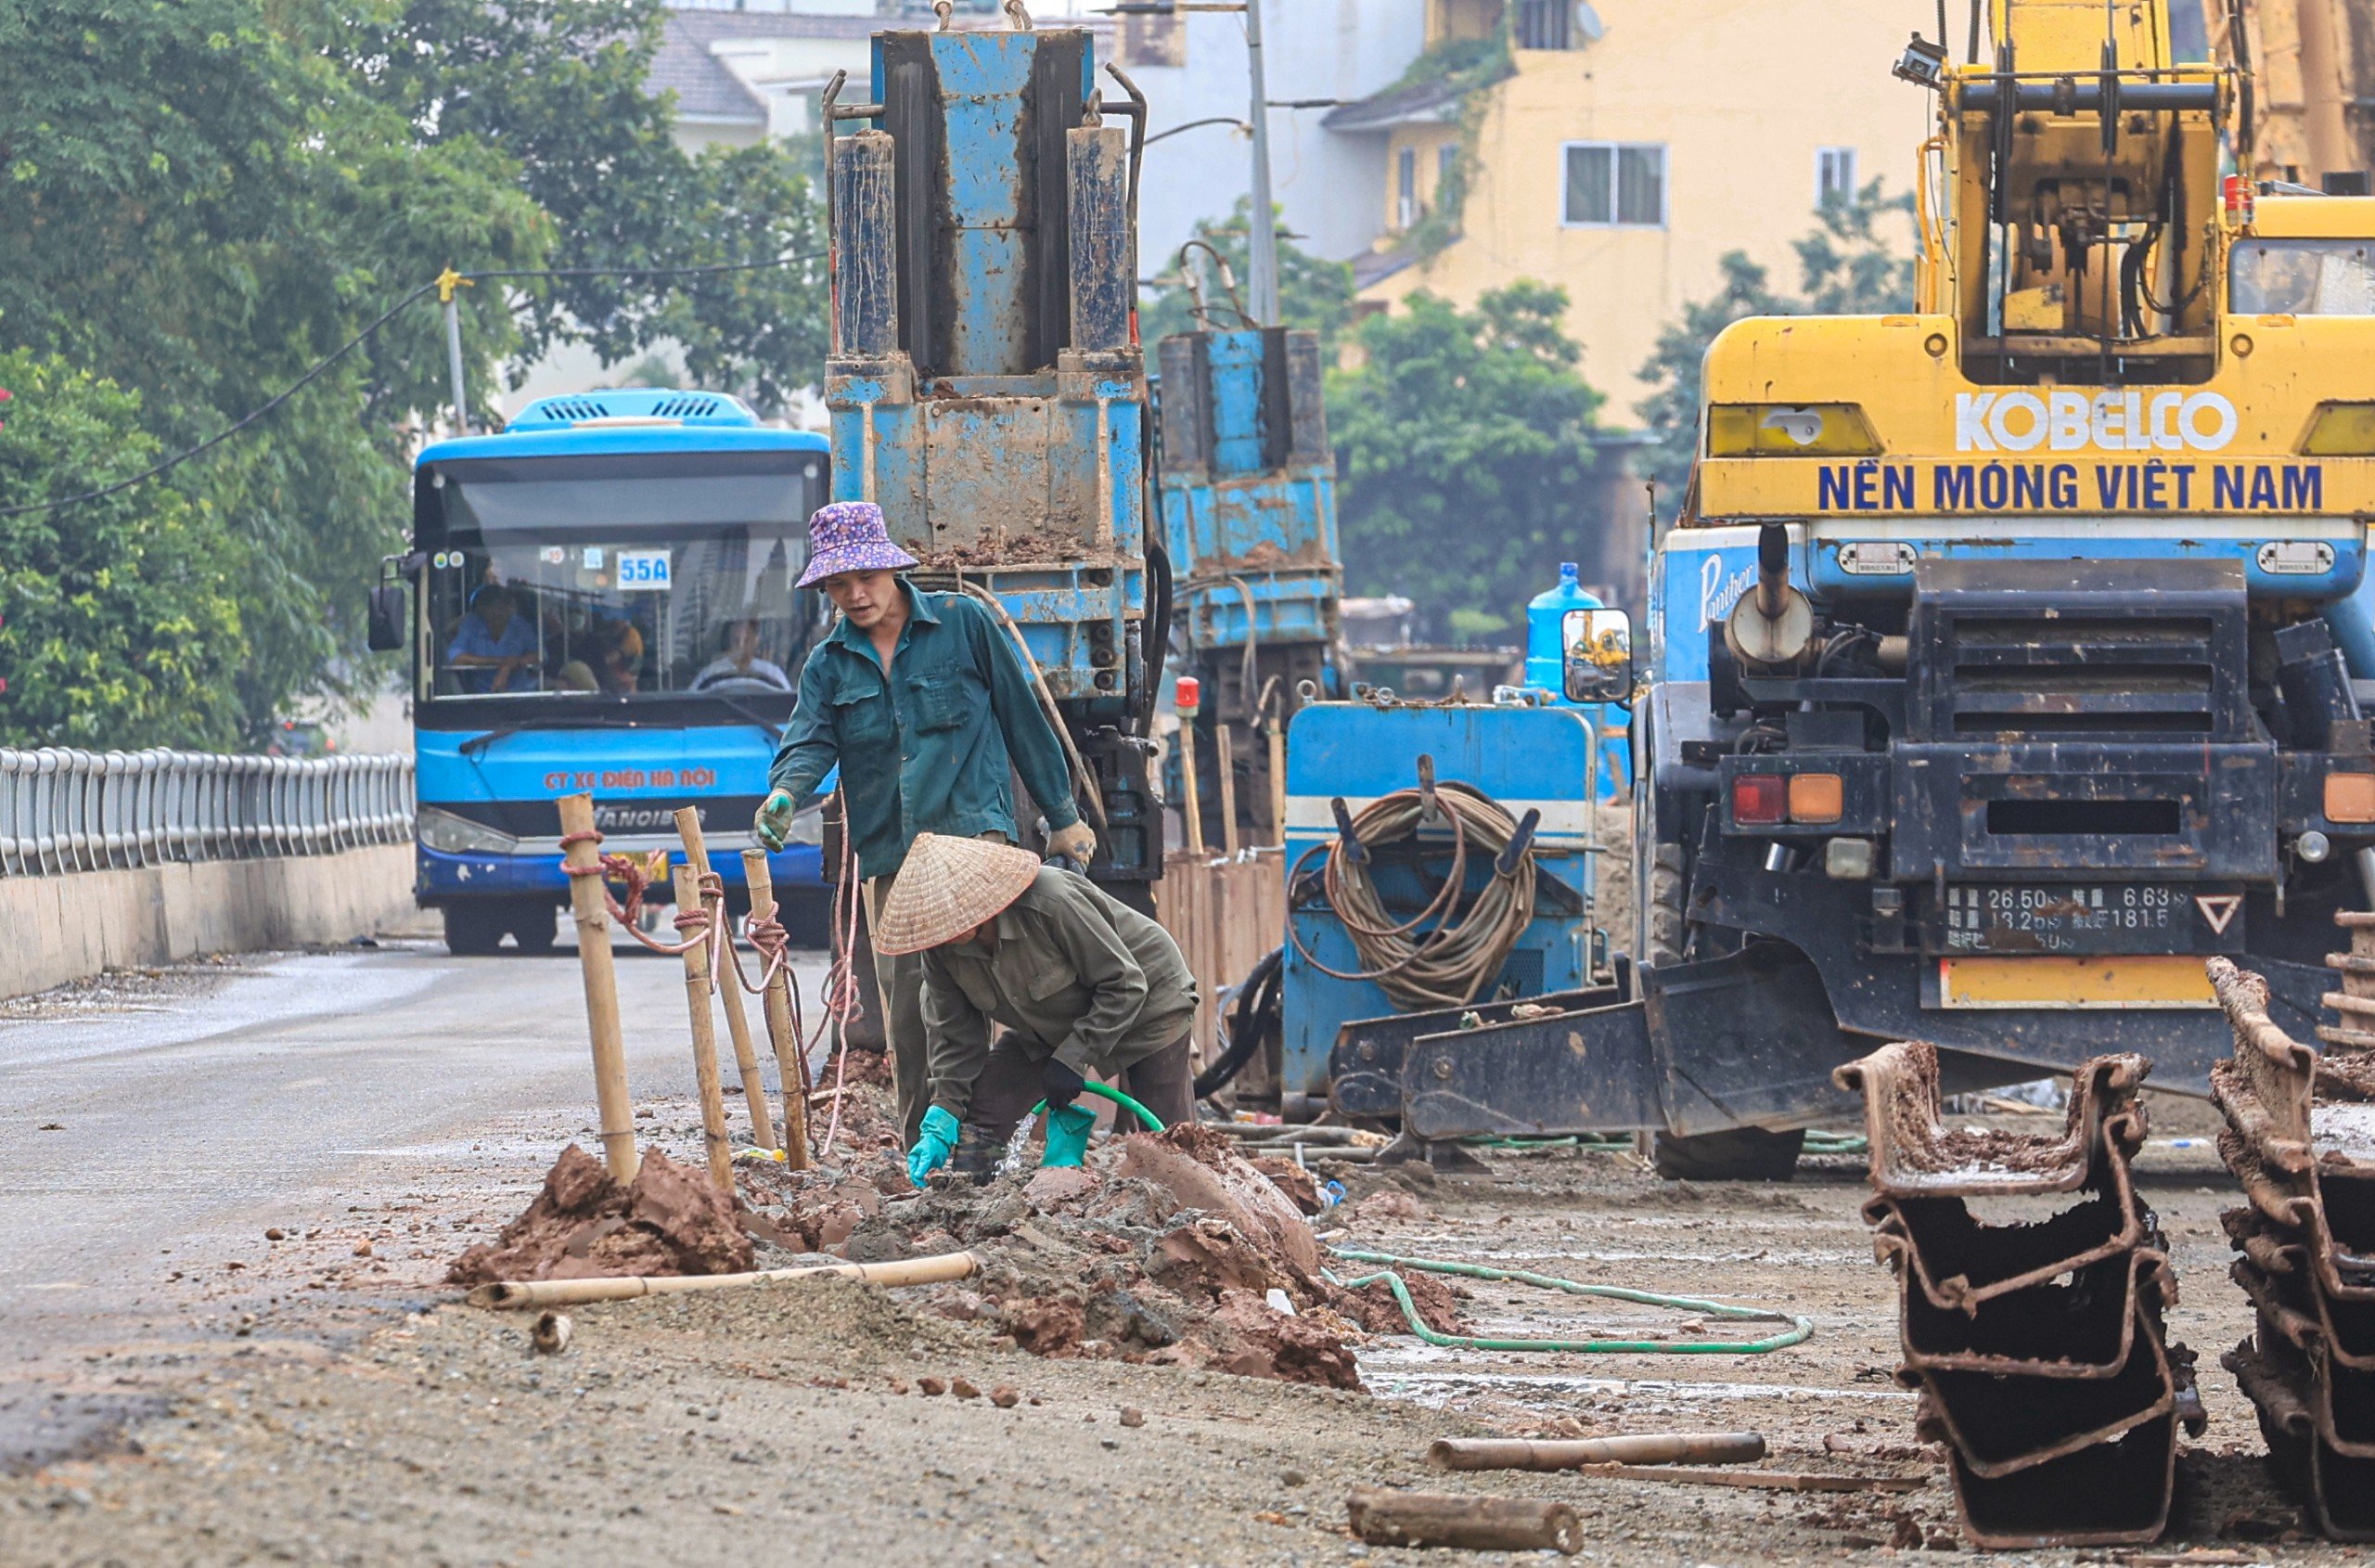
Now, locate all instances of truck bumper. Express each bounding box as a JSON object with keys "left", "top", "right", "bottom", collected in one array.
[
  {"left": 1374, "top": 851, "right": 2333, "bottom": 1141},
  {"left": 414, "top": 842, "right": 827, "bottom": 906}
]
